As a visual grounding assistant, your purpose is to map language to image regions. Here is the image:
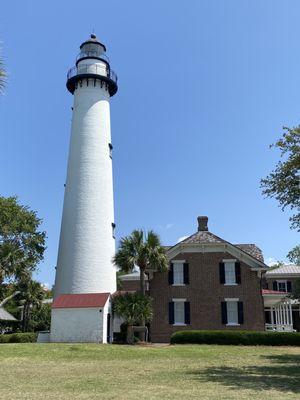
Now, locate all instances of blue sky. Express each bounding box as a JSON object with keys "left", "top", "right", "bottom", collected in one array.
[{"left": 0, "top": 1, "right": 299, "bottom": 287}]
